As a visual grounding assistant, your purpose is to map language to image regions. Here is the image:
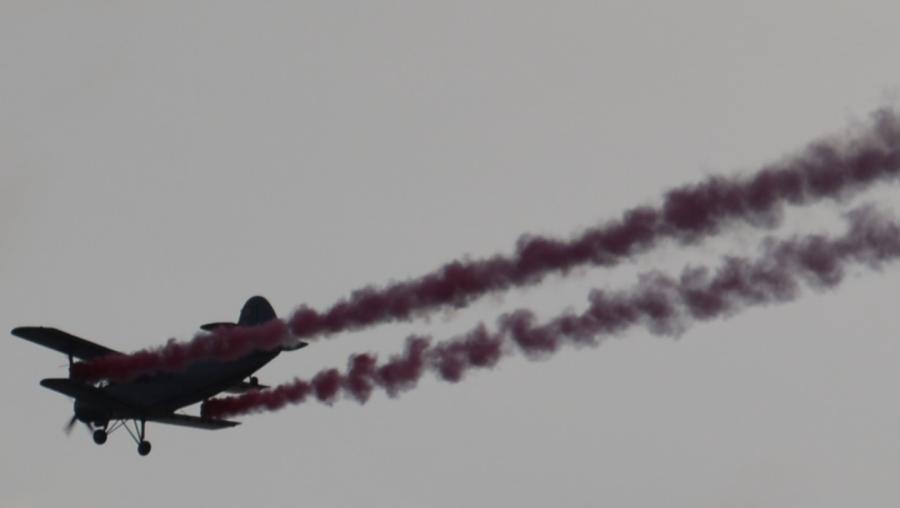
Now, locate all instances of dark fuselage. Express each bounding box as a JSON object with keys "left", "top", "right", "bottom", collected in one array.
[{"left": 80, "top": 349, "right": 279, "bottom": 422}]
